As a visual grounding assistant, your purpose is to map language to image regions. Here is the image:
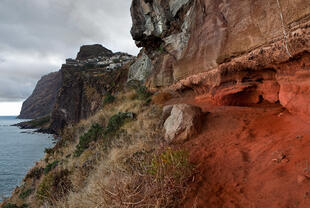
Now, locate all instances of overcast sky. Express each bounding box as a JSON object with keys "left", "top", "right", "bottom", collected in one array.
[{"left": 0, "top": 0, "right": 139, "bottom": 115}]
